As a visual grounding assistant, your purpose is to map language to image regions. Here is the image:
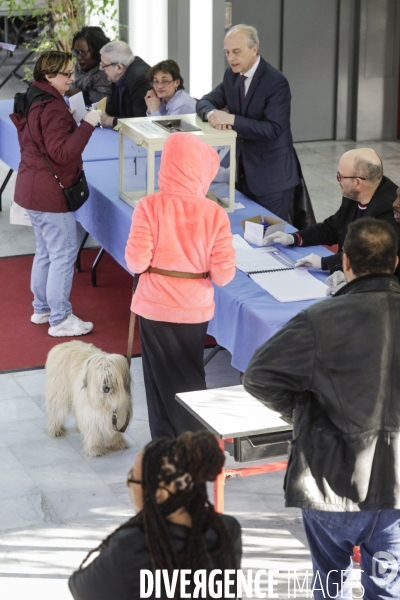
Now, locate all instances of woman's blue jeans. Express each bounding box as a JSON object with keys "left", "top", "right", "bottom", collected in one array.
[
  {"left": 27, "top": 210, "right": 77, "bottom": 326},
  {"left": 302, "top": 508, "right": 400, "bottom": 599}
]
